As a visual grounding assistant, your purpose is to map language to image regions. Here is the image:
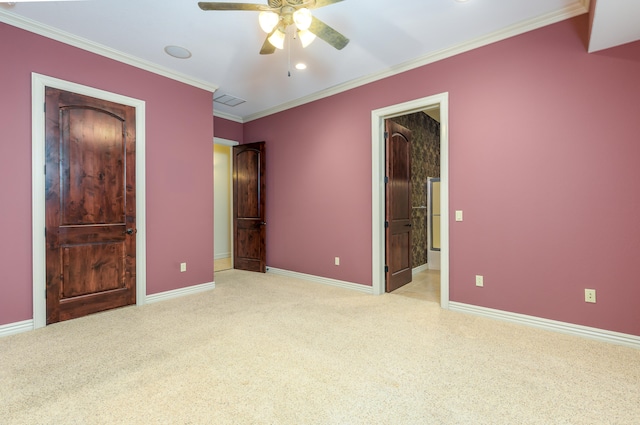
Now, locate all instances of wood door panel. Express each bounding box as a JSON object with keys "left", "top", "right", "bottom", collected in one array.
[
  {"left": 233, "top": 142, "right": 266, "bottom": 273},
  {"left": 385, "top": 120, "right": 413, "bottom": 292},
  {"left": 60, "top": 107, "right": 126, "bottom": 225},
  {"left": 61, "top": 243, "right": 125, "bottom": 297},
  {"left": 237, "top": 227, "right": 261, "bottom": 258},
  {"left": 236, "top": 150, "right": 260, "bottom": 218},
  {"left": 45, "top": 87, "right": 136, "bottom": 324}
]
